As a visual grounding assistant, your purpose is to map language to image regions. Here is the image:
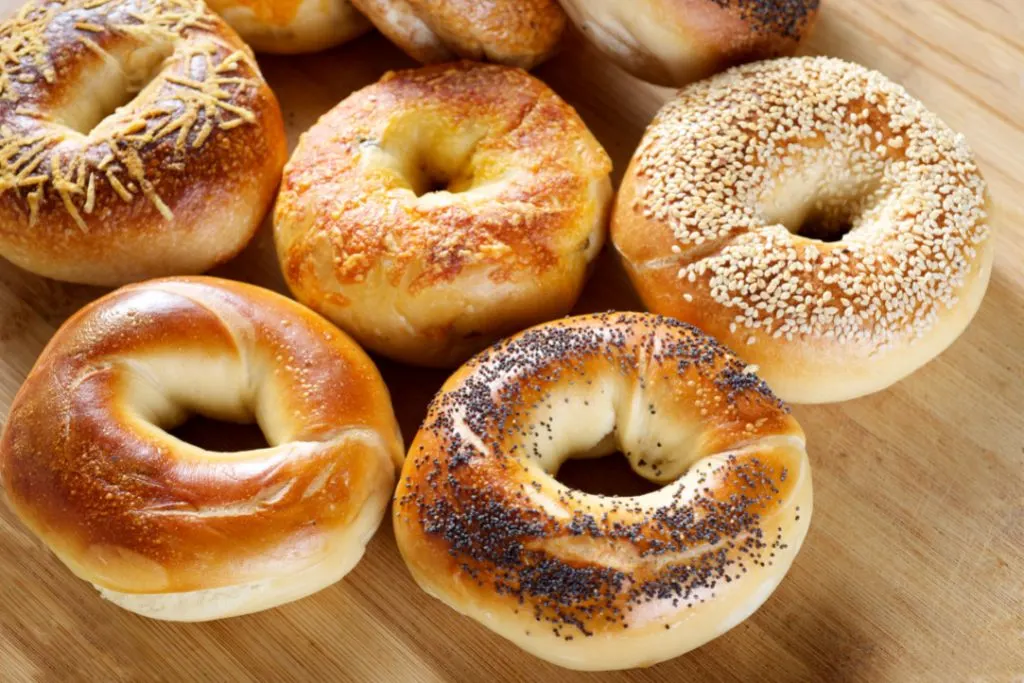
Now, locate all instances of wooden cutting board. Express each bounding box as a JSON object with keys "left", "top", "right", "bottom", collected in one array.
[{"left": 1, "top": 1, "right": 1022, "bottom": 681}]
